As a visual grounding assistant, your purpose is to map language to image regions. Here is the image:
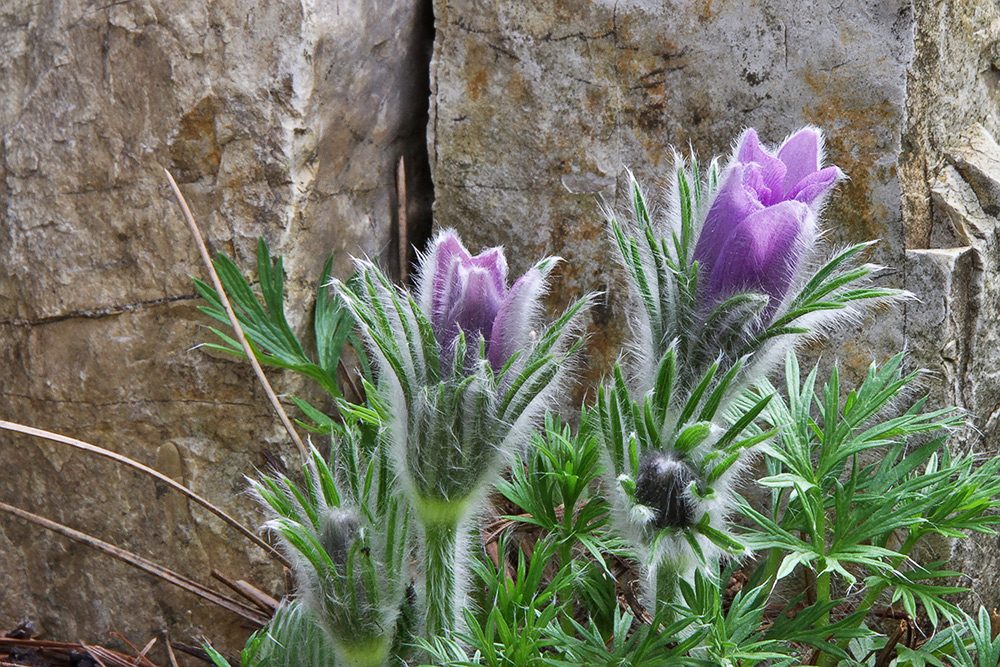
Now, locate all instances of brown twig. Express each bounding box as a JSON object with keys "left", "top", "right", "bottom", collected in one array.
[
  {"left": 0, "top": 419, "right": 289, "bottom": 568},
  {"left": 163, "top": 169, "right": 309, "bottom": 462},
  {"left": 0, "top": 637, "right": 164, "bottom": 667},
  {"left": 80, "top": 645, "right": 112, "bottom": 667},
  {"left": 109, "top": 633, "right": 159, "bottom": 667},
  {"left": 397, "top": 155, "right": 408, "bottom": 284},
  {"left": 211, "top": 569, "right": 279, "bottom": 613},
  {"left": 0, "top": 502, "right": 270, "bottom": 626},
  {"left": 337, "top": 356, "right": 364, "bottom": 405},
  {"left": 874, "top": 619, "right": 907, "bottom": 667}
]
